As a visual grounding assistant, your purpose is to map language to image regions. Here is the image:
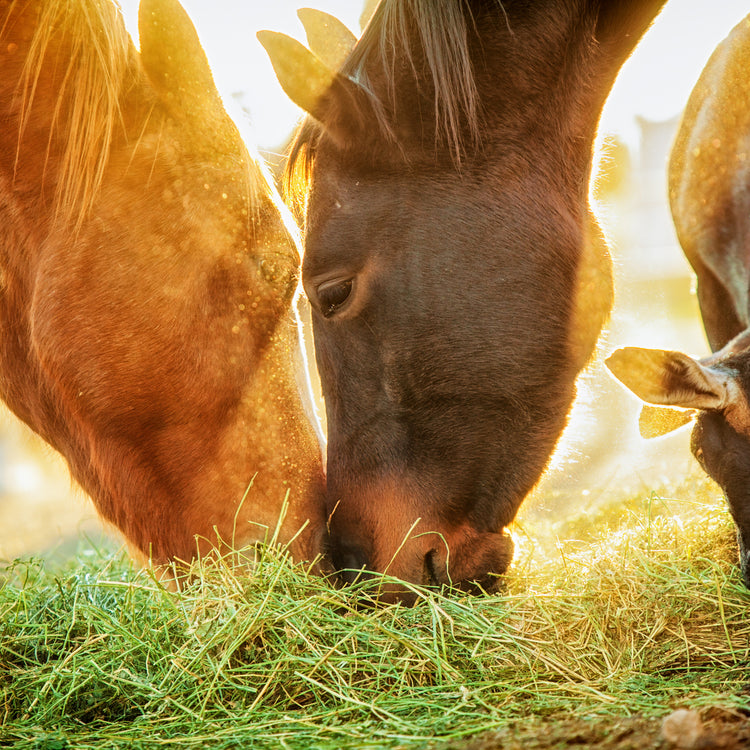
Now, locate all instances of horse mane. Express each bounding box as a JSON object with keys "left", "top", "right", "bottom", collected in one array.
[
  {"left": 14, "top": 0, "right": 134, "bottom": 230},
  {"left": 285, "top": 0, "right": 500, "bottom": 212}
]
